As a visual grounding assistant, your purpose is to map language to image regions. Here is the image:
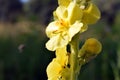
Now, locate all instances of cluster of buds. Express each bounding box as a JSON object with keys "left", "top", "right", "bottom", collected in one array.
[{"left": 45, "top": 0, "right": 102, "bottom": 80}]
